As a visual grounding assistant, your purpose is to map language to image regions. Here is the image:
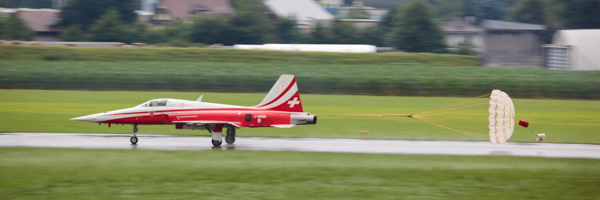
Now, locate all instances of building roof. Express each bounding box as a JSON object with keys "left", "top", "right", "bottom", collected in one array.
[
  {"left": 552, "top": 29, "right": 600, "bottom": 71},
  {"left": 264, "top": 0, "right": 333, "bottom": 24},
  {"left": 17, "top": 9, "right": 60, "bottom": 32},
  {"left": 481, "top": 19, "right": 546, "bottom": 30},
  {"left": 153, "top": 0, "right": 234, "bottom": 22},
  {"left": 442, "top": 18, "right": 484, "bottom": 33}
]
